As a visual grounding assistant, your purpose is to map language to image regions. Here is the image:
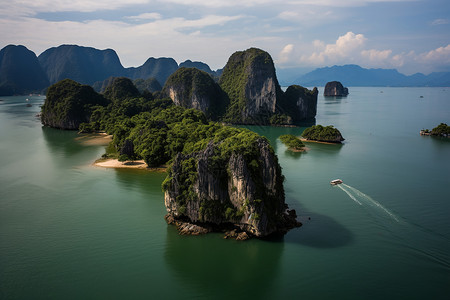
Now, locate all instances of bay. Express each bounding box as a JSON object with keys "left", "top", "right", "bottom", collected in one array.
[{"left": 0, "top": 87, "right": 449, "bottom": 299}]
